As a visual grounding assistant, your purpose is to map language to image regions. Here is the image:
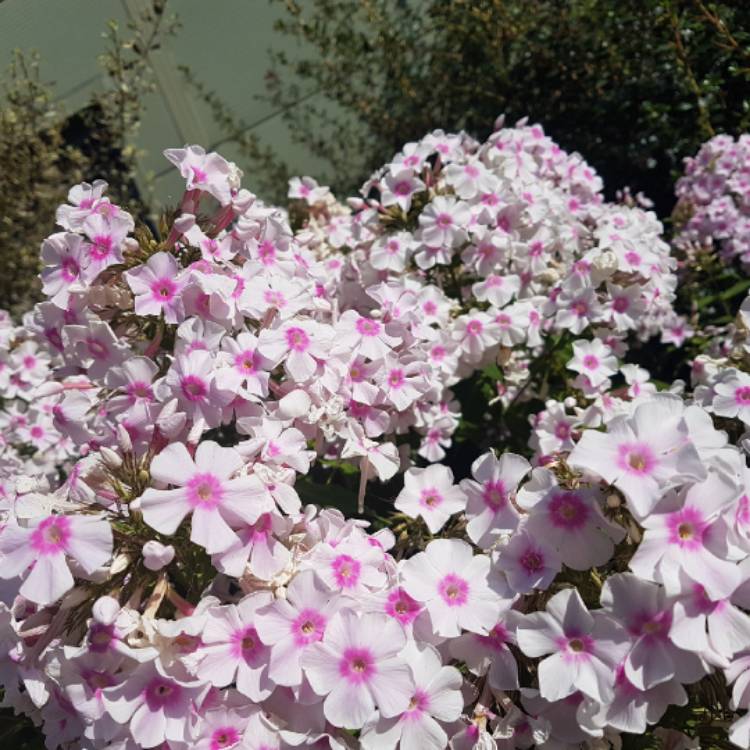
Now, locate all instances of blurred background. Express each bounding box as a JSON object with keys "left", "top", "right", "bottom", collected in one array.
[{"left": 1, "top": 0, "right": 749, "bottom": 315}]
